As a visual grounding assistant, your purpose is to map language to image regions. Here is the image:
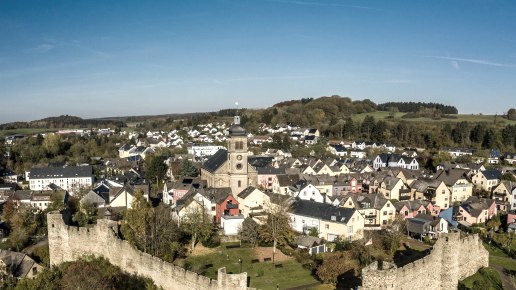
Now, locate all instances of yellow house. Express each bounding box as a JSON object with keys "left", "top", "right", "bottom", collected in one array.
[
  {"left": 290, "top": 199, "right": 365, "bottom": 241},
  {"left": 109, "top": 184, "right": 150, "bottom": 209},
  {"left": 434, "top": 169, "right": 474, "bottom": 204},
  {"left": 472, "top": 170, "right": 502, "bottom": 192},
  {"left": 410, "top": 179, "right": 452, "bottom": 209},
  {"left": 340, "top": 193, "right": 395, "bottom": 228},
  {"left": 236, "top": 186, "right": 270, "bottom": 218},
  {"left": 378, "top": 177, "right": 407, "bottom": 201},
  {"left": 319, "top": 210, "right": 365, "bottom": 241}
]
